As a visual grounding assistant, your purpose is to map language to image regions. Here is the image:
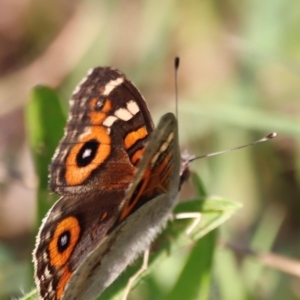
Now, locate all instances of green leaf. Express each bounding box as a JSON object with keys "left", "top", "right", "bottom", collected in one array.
[
  {"left": 166, "top": 230, "right": 217, "bottom": 300},
  {"left": 25, "top": 86, "right": 65, "bottom": 226}
]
